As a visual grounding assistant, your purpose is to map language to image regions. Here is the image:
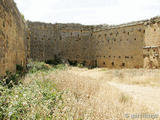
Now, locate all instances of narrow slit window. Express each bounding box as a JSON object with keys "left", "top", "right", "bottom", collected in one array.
[{"left": 125, "top": 56, "right": 129, "bottom": 58}]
